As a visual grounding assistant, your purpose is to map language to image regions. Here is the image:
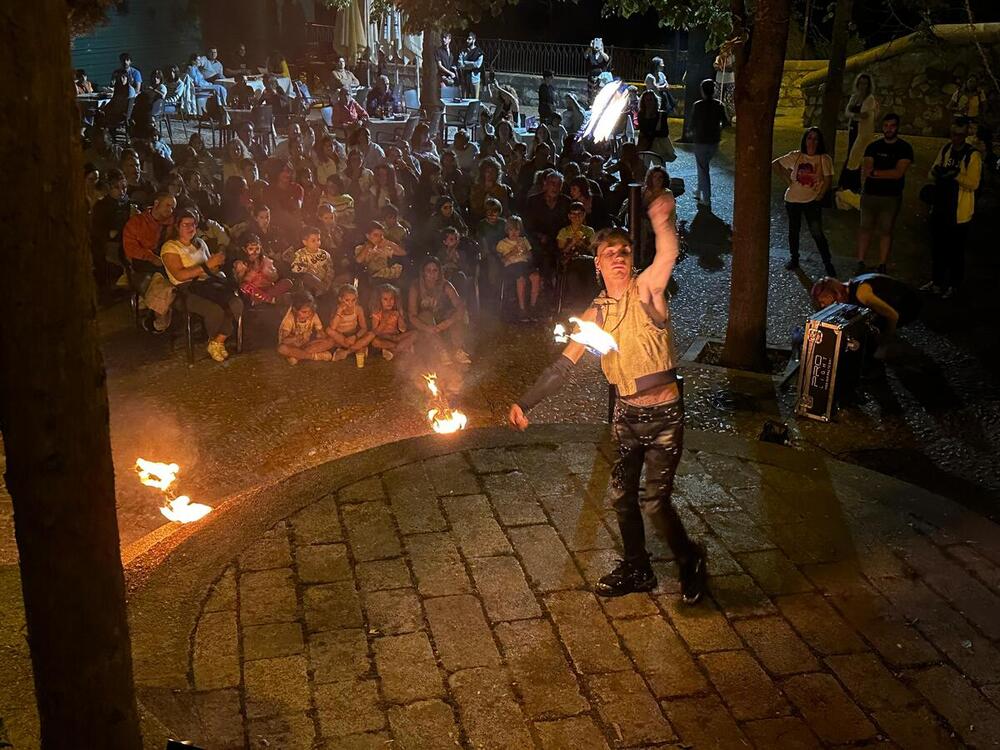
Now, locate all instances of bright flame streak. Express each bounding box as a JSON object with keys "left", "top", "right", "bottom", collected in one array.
[
  {"left": 160, "top": 496, "right": 213, "bottom": 523},
  {"left": 423, "top": 372, "right": 440, "bottom": 398},
  {"left": 567, "top": 316, "right": 618, "bottom": 355},
  {"left": 136, "top": 458, "right": 179, "bottom": 492},
  {"left": 553, "top": 323, "right": 568, "bottom": 344},
  {"left": 428, "top": 408, "right": 468, "bottom": 434},
  {"left": 582, "top": 80, "right": 629, "bottom": 143}
]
